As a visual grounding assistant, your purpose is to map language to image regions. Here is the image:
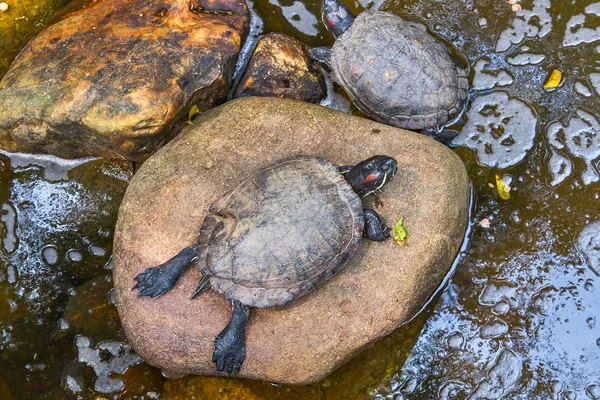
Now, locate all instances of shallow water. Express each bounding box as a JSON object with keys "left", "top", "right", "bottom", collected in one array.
[
  {"left": 0, "top": 0, "right": 69, "bottom": 77},
  {"left": 0, "top": 0, "right": 599, "bottom": 398}
]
